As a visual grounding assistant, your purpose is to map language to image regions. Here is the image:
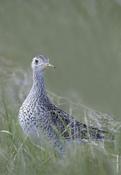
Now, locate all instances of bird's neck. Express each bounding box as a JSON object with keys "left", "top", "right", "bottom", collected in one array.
[{"left": 31, "top": 70, "right": 48, "bottom": 99}]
